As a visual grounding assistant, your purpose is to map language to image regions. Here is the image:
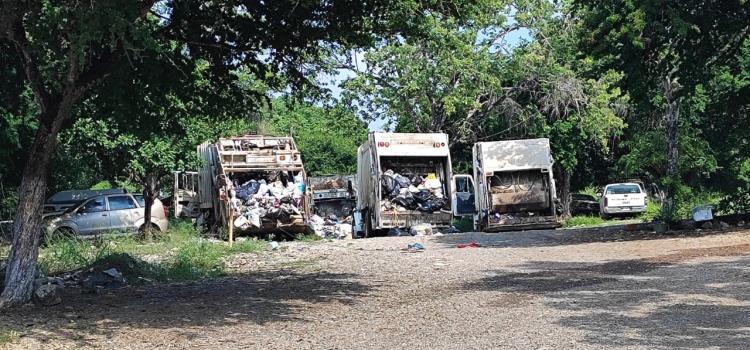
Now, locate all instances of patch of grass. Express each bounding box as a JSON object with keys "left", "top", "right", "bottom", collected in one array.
[
  {"left": 563, "top": 215, "right": 606, "bottom": 228},
  {"left": 39, "top": 233, "right": 113, "bottom": 275},
  {"left": 38, "top": 220, "right": 265, "bottom": 282},
  {"left": 0, "top": 330, "right": 20, "bottom": 345},
  {"left": 295, "top": 233, "right": 323, "bottom": 242}
]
